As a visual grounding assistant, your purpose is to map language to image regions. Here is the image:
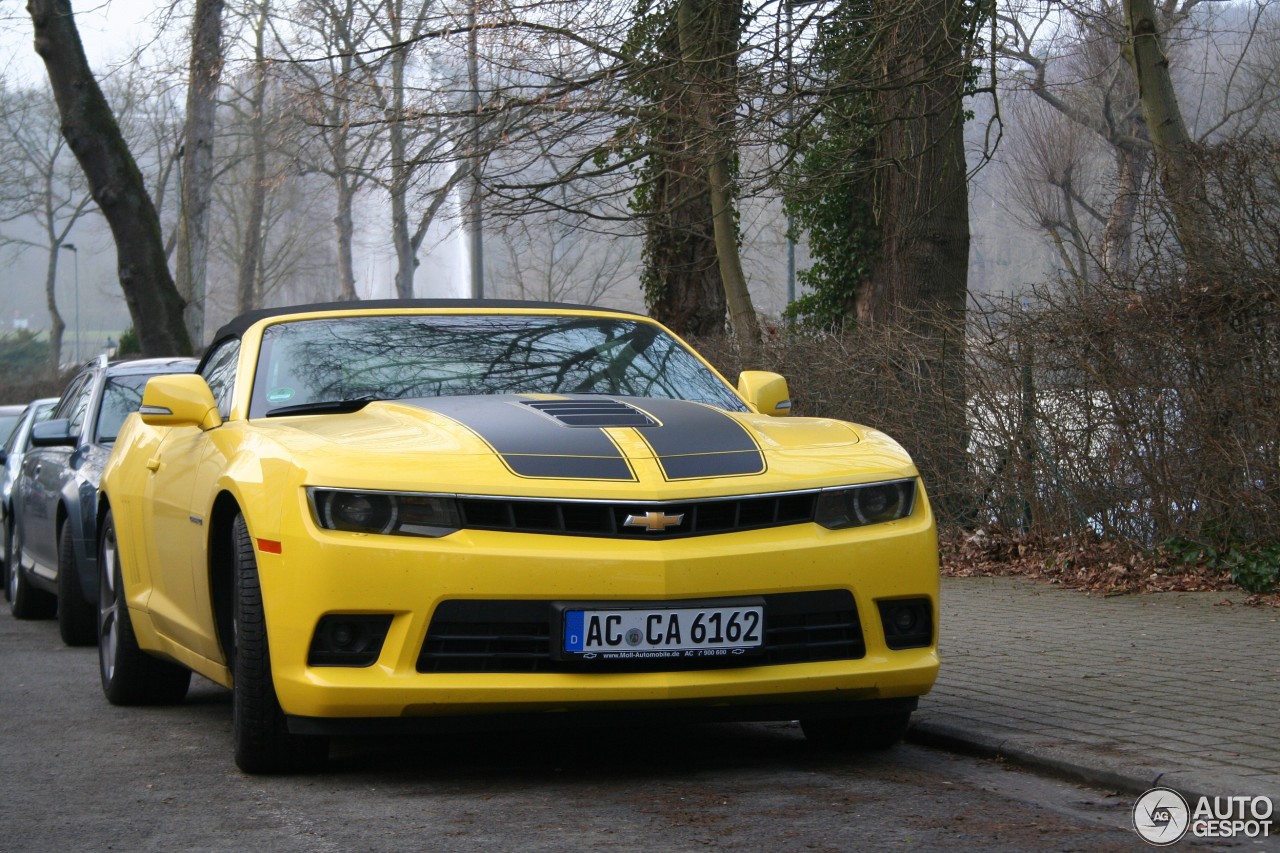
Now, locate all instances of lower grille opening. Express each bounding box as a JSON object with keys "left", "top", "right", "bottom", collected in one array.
[{"left": 417, "top": 590, "right": 864, "bottom": 674}]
